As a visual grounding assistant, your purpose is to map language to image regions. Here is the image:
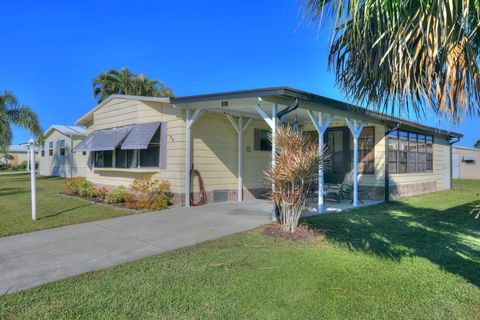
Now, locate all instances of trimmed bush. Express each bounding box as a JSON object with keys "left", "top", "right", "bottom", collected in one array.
[
  {"left": 105, "top": 186, "right": 128, "bottom": 204},
  {"left": 130, "top": 176, "right": 172, "bottom": 210}
]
